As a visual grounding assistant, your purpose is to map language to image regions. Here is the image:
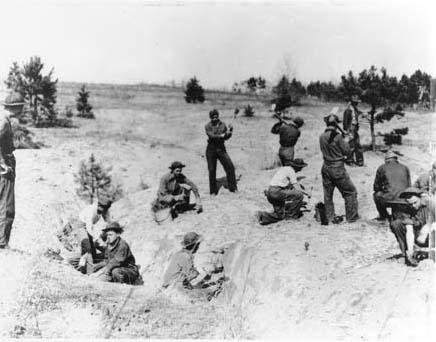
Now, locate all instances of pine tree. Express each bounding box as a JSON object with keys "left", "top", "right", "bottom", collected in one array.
[
  {"left": 75, "top": 154, "right": 123, "bottom": 204},
  {"left": 4, "top": 56, "right": 58, "bottom": 126},
  {"left": 184, "top": 77, "right": 205, "bottom": 103},
  {"left": 76, "top": 85, "right": 94, "bottom": 119}
]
